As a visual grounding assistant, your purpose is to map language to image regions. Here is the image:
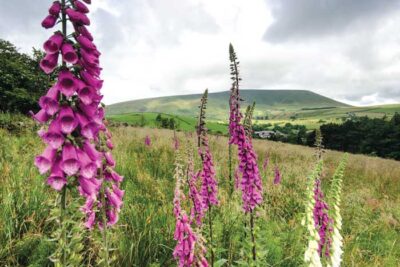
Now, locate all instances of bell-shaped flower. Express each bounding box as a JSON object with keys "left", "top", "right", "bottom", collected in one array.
[
  {"left": 77, "top": 82, "right": 95, "bottom": 105},
  {"left": 106, "top": 139, "right": 114, "bottom": 150},
  {"left": 35, "top": 146, "right": 57, "bottom": 174},
  {"left": 76, "top": 148, "right": 97, "bottom": 178},
  {"left": 40, "top": 52, "right": 59, "bottom": 74},
  {"left": 81, "top": 48, "right": 99, "bottom": 67},
  {"left": 80, "top": 70, "right": 103, "bottom": 89},
  {"left": 41, "top": 15, "right": 57, "bottom": 29},
  {"left": 57, "top": 69, "right": 78, "bottom": 97},
  {"left": 39, "top": 86, "right": 59, "bottom": 116},
  {"left": 105, "top": 170, "right": 123, "bottom": 183},
  {"left": 60, "top": 142, "right": 80, "bottom": 176},
  {"left": 78, "top": 176, "right": 102, "bottom": 198},
  {"left": 31, "top": 108, "right": 50, "bottom": 123},
  {"left": 42, "top": 119, "right": 64, "bottom": 149},
  {"left": 47, "top": 158, "right": 67, "bottom": 191},
  {"left": 76, "top": 35, "right": 96, "bottom": 51},
  {"left": 43, "top": 33, "right": 64, "bottom": 54},
  {"left": 84, "top": 211, "right": 96, "bottom": 229},
  {"left": 274, "top": 165, "right": 281, "bottom": 185},
  {"left": 76, "top": 111, "right": 98, "bottom": 140},
  {"left": 61, "top": 42, "right": 78, "bottom": 64},
  {"left": 104, "top": 152, "right": 115, "bottom": 167},
  {"left": 83, "top": 141, "right": 102, "bottom": 167},
  {"left": 75, "top": 0, "right": 89, "bottom": 13},
  {"left": 66, "top": 8, "right": 90, "bottom": 25},
  {"left": 107, "top": 209, "right": 119, "bottom": 226},
  {"left": 106, "top": 187, "right": 123, "bottom": 211},
  {"left": 48, "top": 1, "right": 61, "bottom": 16},
  {"left": 75, "top": 25, "right": 93, "bottom": 41},
  {"left": 58, "top": 106, "right": 78, "bottom": 134},
  {"left": 79, "top": 101, "right": 98, "bottom": 117}
]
